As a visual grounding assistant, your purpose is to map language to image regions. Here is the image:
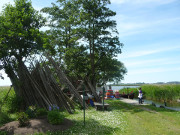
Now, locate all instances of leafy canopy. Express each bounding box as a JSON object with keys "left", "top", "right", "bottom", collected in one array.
[
  {"left": 0, "top": 0, "right": 45, "bottom": 62},
  {"left": 41, "top": 0, "right": 127, "bottom": 85}
]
